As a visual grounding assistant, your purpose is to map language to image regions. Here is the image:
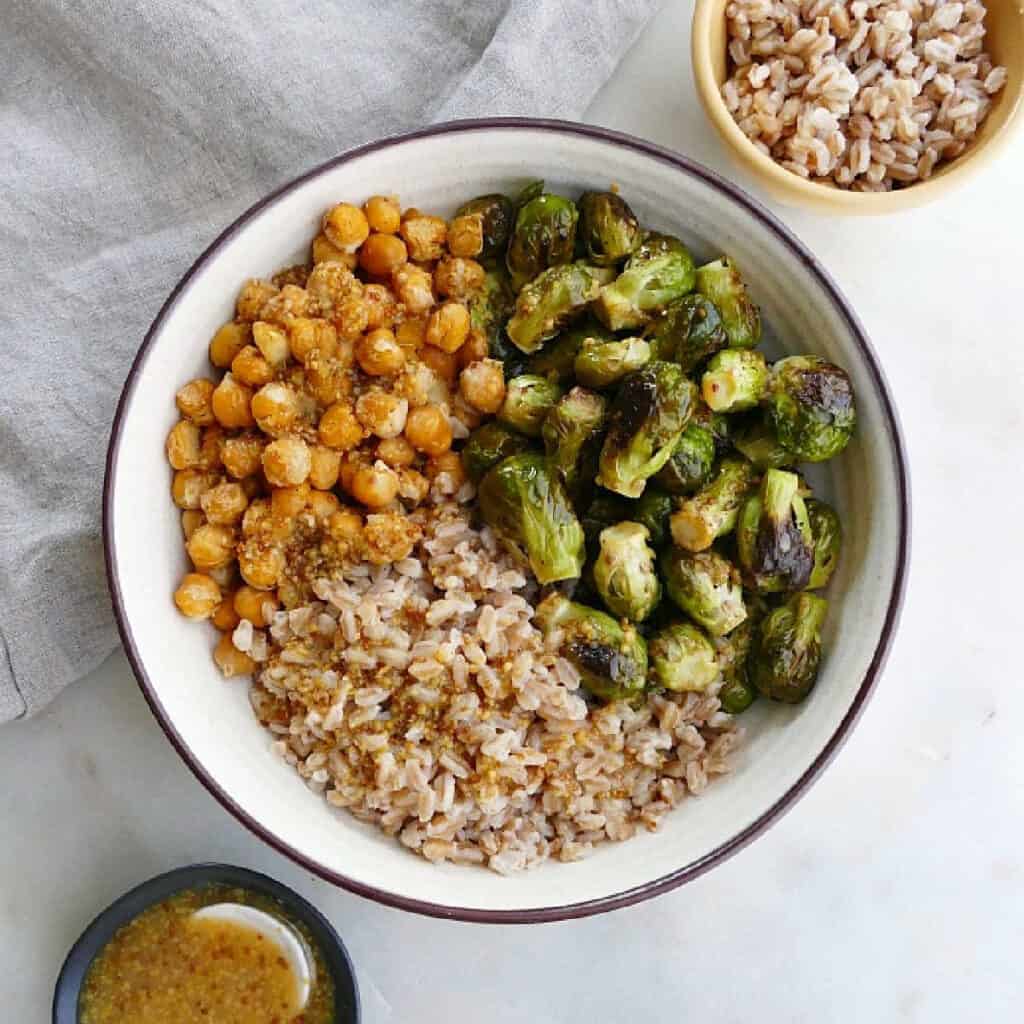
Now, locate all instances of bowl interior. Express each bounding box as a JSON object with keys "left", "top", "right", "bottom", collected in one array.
[{"left": 106, "top": 123, "right": 907, "bottom": 918}]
